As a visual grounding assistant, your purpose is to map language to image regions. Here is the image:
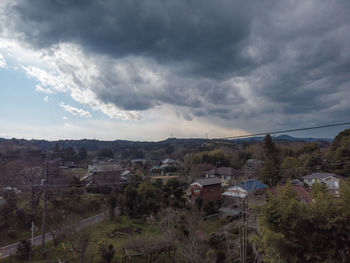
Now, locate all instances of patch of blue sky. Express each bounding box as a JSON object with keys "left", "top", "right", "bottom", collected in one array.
[{"left": 0, "top": 66, "right": 94, "bottom": 125}]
